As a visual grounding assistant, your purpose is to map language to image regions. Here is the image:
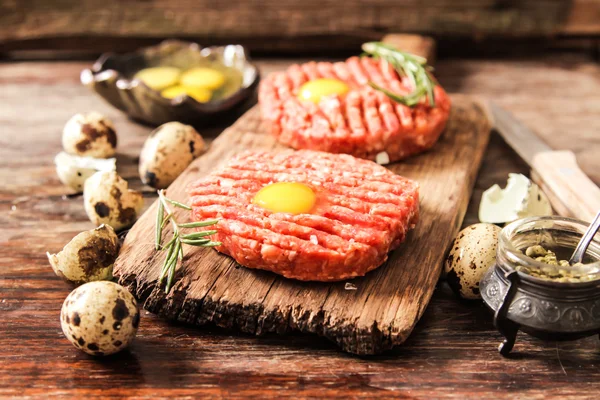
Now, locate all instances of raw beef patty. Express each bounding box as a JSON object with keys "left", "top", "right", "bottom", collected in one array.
[
  {"left": 259, "top": 57, "right": 451, "bottom": 162},
  {"left": 188, "top": 150, "right": 419, "bottom": 281}
]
